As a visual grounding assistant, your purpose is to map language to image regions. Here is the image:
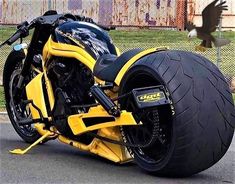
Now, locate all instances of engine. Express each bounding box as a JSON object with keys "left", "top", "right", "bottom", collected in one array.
[{"left": 47, "top": 58, "right": 95, "bottom": 138}]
